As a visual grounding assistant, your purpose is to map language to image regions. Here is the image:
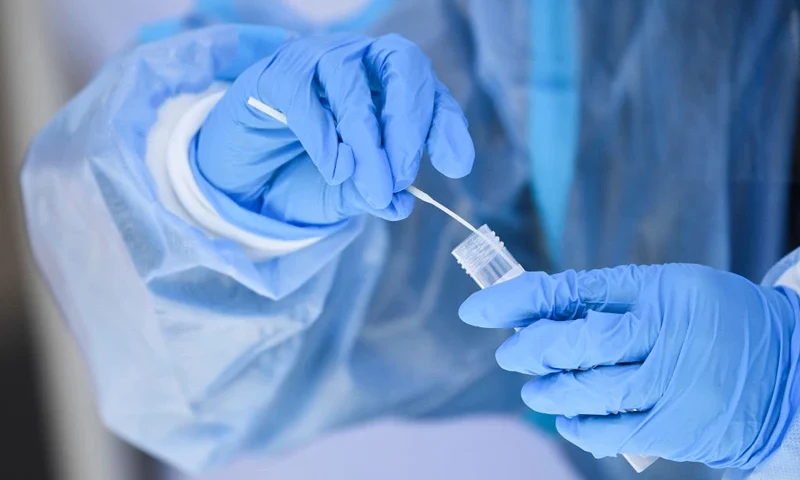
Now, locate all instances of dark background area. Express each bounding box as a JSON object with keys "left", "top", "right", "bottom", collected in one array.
[
  {"left": 0, "top": 26, "right": 53, "bottom": 480},
  {"left": 0, "top": 2, "right": 148, "bottom": 479}
]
